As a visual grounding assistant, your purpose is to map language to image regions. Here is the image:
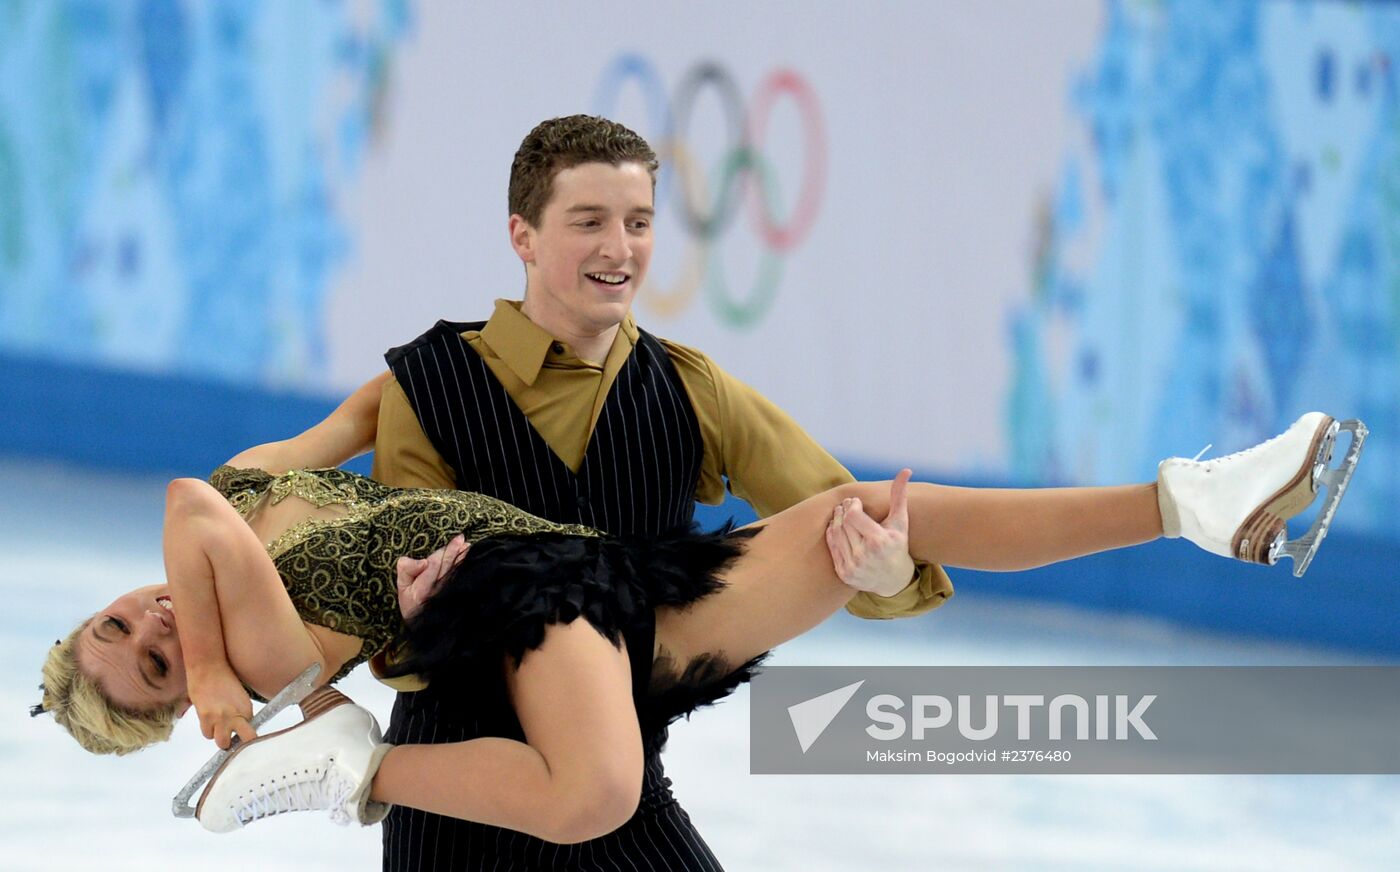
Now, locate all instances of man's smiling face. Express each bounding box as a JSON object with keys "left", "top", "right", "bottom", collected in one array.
[{"left": 513, "top": 160, "right": 656, "bottom": 337}]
